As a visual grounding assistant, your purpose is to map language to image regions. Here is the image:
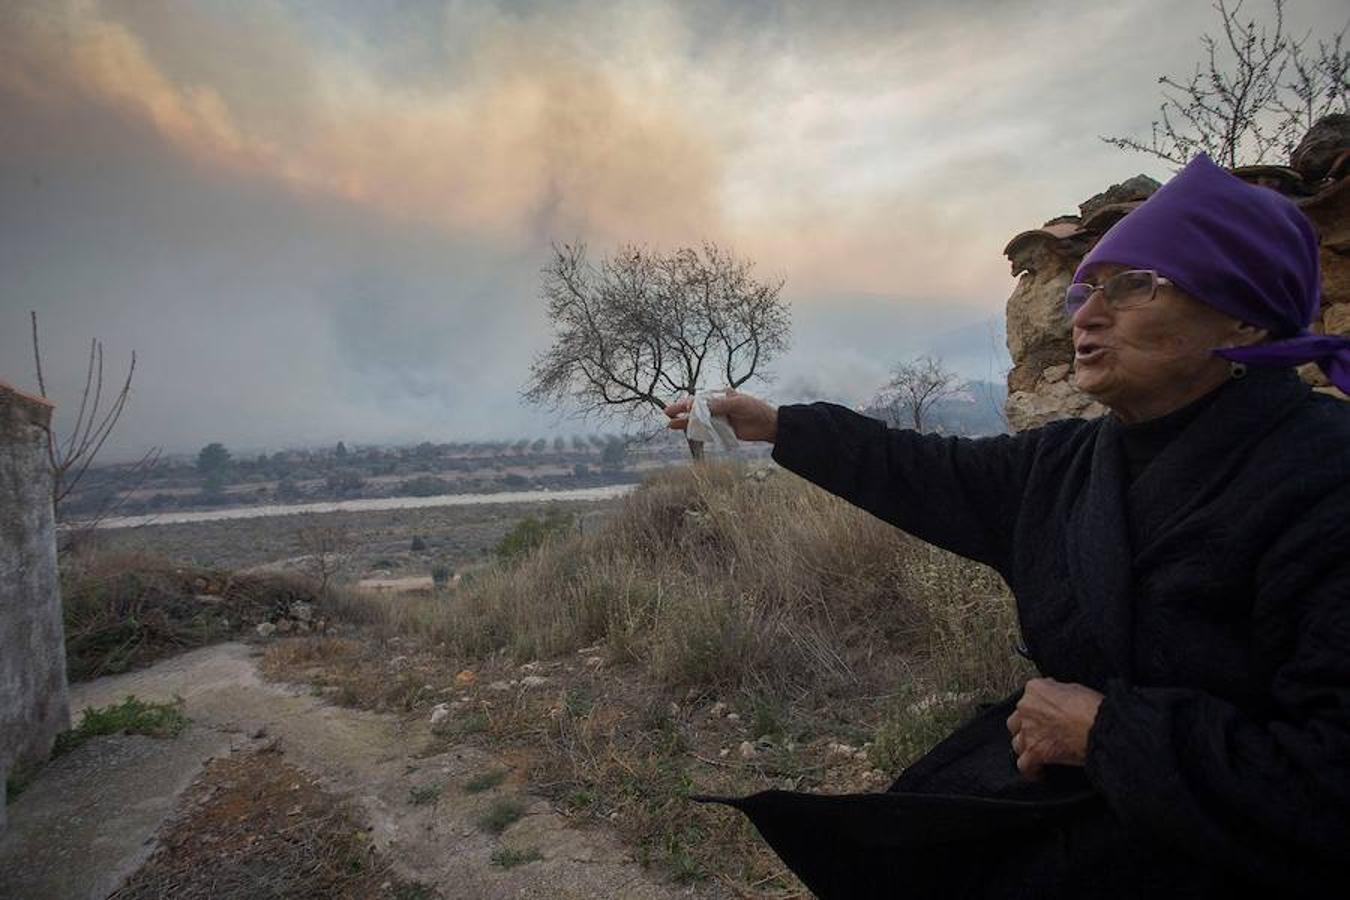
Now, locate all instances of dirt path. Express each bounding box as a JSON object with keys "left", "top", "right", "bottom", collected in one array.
[{"left": 0, "top": 643, "right": 710, "bottom": 899}]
